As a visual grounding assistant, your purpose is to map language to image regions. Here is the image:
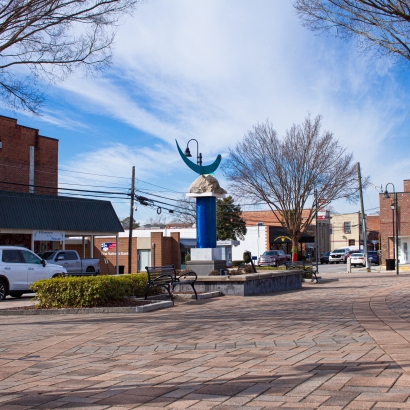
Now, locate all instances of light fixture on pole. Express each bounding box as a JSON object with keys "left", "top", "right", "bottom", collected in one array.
[
  {"left": 383, "top": 183, "right": 399, "bottom": 275},
  {"left": 184, "top": 139, "right": 202, "bottom": 166}
]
